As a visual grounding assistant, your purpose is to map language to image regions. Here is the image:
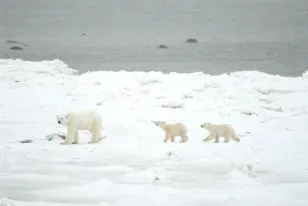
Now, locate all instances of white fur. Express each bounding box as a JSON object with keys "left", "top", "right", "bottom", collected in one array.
[
  {"left": 152, "top": 121, "right": 188, "bottom": 143},
  {"left": 56, "top": 109, "right": 102, "bottom": 145},
  {"left": 200, "top": 122, "right": 240, "bottom": 143}
]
